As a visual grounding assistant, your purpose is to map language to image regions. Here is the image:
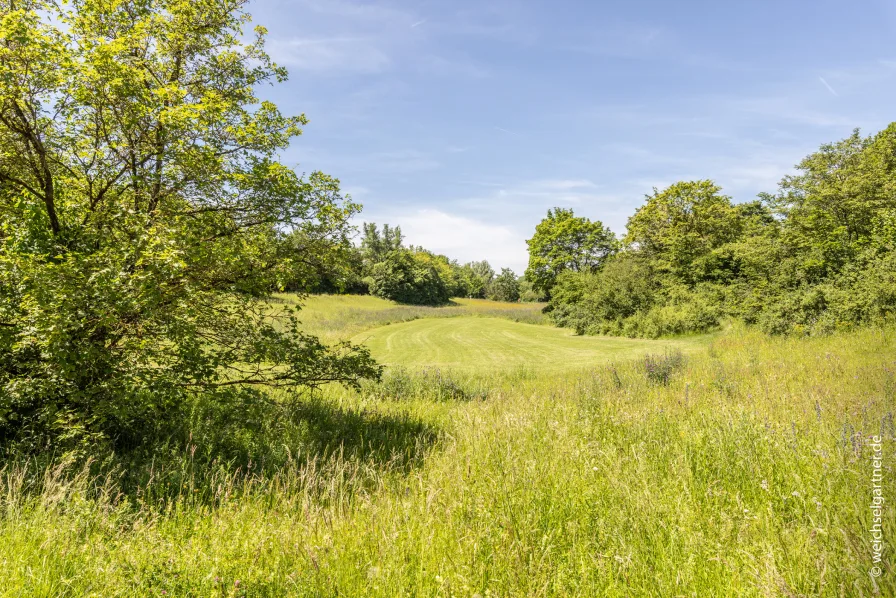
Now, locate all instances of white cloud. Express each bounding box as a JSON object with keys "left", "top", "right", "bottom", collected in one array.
[{"left": 366, "top": 209, "right": 528, "bottom": 272}]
